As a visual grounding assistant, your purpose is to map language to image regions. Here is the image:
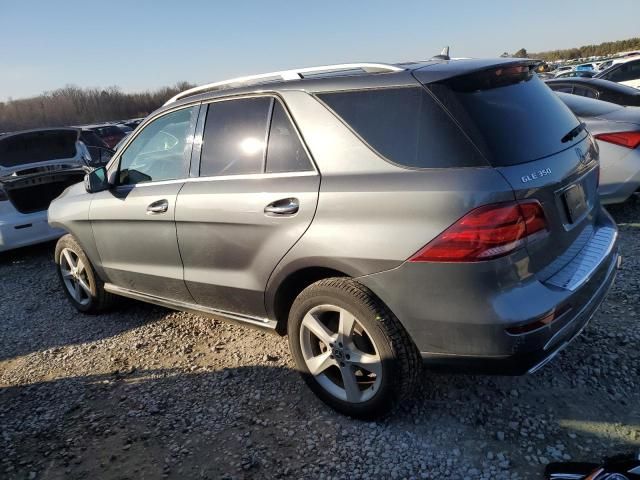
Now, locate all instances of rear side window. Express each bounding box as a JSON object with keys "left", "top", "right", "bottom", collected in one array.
[
  {"left": 573, "top": 87, "right": 598, "bottom": 99},
  {"left": 266, "top": 102, "right": 313, "bottom": 173},
  {"left": 317, "top": 87, "right": 487, "bottom": 168},
  {"left": 427, "top": 74, "right": 583, "bottom": 166},
  {"left": 556, "top": 92, "right": 622, "bottom": 117},
  {"left": 200, "top": 97, "right": 271, "bottom": 177}
]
